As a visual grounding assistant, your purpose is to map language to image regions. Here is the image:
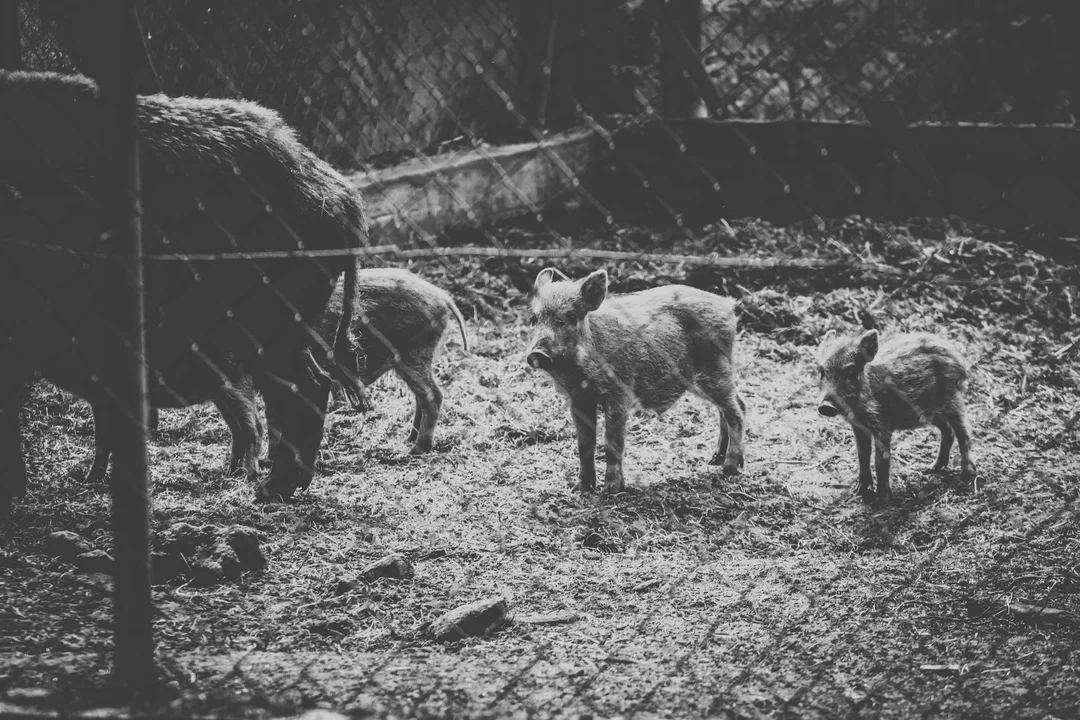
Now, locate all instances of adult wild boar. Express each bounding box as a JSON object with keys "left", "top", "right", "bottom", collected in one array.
[
  {"left": 526, "top": 268, "right": 746, "bottom": 493},
  {"left": 0, "top": 70, "right": 369, "bottom": 510}
]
